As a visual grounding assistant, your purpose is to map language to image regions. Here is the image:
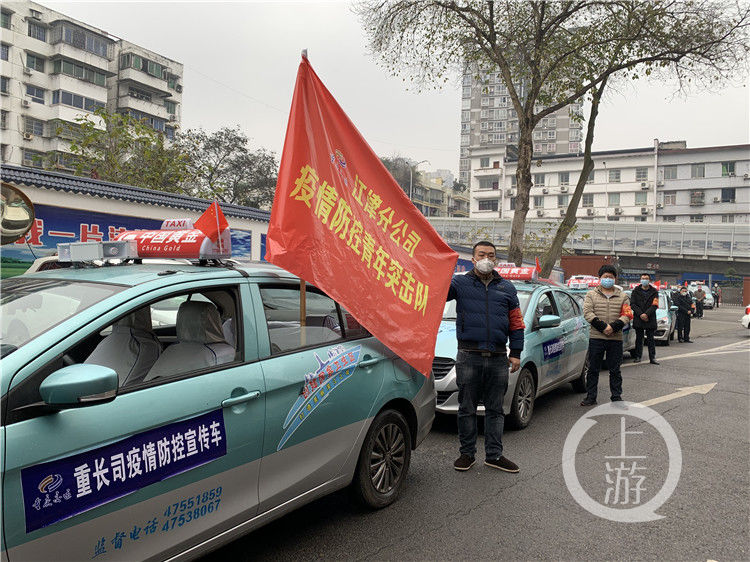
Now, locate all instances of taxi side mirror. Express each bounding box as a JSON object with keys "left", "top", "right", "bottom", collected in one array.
[
  {"left": 670, "top": 305, "right": 678, "bottom": 311},
  {"left": 537, "top": 314, "right": 561, "bottom": 329},
  {"left": 40, "top": 364, "right": 118, "bottom": 407}
]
